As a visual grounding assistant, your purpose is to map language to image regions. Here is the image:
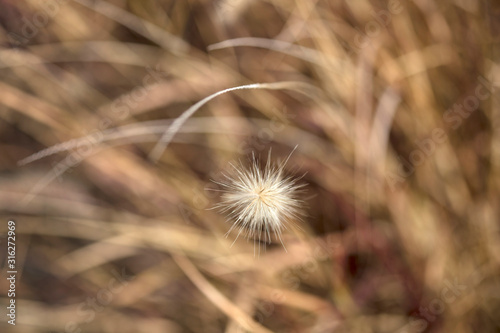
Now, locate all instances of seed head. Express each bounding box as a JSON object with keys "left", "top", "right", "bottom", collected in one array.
[{"left": 213, "top": 148, "right": 305, "bottom": 253}]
